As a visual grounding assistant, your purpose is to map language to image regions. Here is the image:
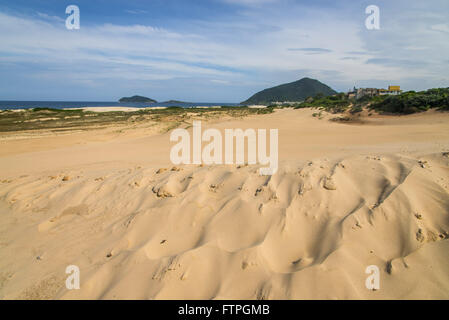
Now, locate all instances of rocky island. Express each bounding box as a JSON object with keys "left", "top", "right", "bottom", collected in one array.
[{"left": 119, "top": 95, "right": 157, "bottom": 103}]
